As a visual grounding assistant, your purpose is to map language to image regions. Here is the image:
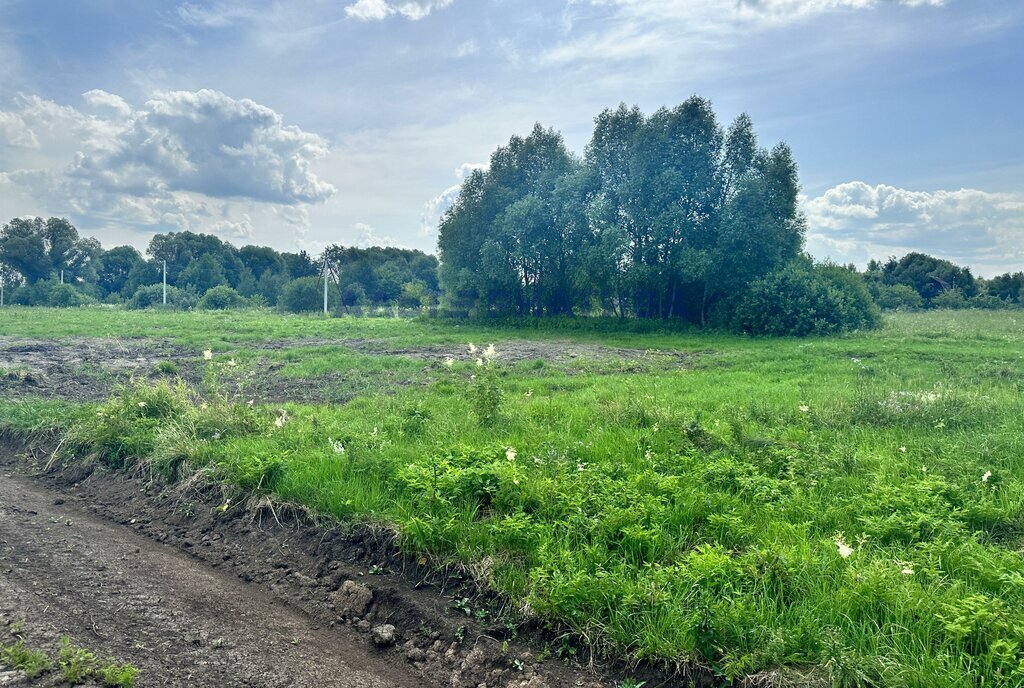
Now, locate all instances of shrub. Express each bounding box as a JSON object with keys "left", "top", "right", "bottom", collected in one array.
[
  {"left": 47, "top": 283, "right": 92, "bottom": 308},
  {"left": 731, "top": 261, "right": 881, "bottom": 336},
  {"left": 279, "top": 276, "right": 334, "bottom": 313},
  {"left": 876, "top": 284, "right": 923, "bottom": 311},
  {"left": 969, "top": 294, "right": 1013, "bottom": 310},
  {"left": 931, "top": 288, "right": 970, "bottom": 310},
  {"left": 127, "top": 284, "right": 196, "bottom": 310},
  {"left": 197, "top": 285, "right": 247, "bottom": 310}
]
